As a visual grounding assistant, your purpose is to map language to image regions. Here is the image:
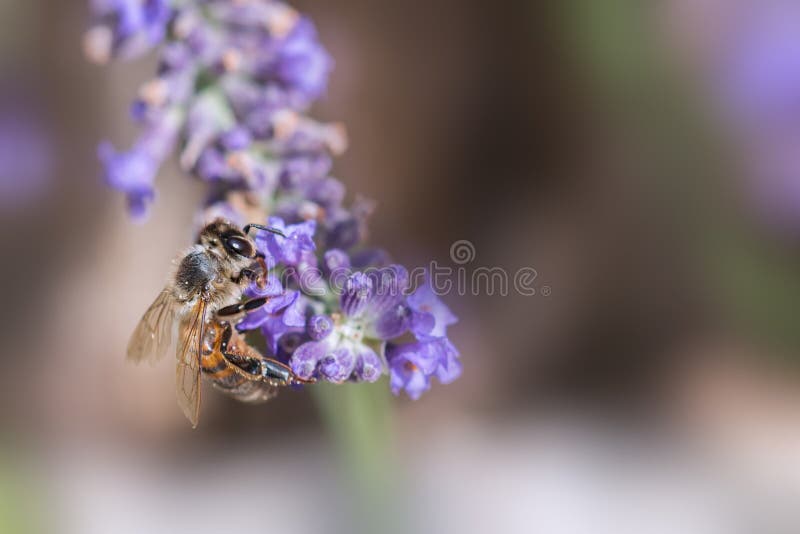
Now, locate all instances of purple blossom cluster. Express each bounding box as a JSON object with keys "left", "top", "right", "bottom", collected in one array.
[
  {"left": 87, "top": 0, "right": 461, "bottom": 399},
  {"left": 714, "top": 2, "right": 800, "bottom": 233}
]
